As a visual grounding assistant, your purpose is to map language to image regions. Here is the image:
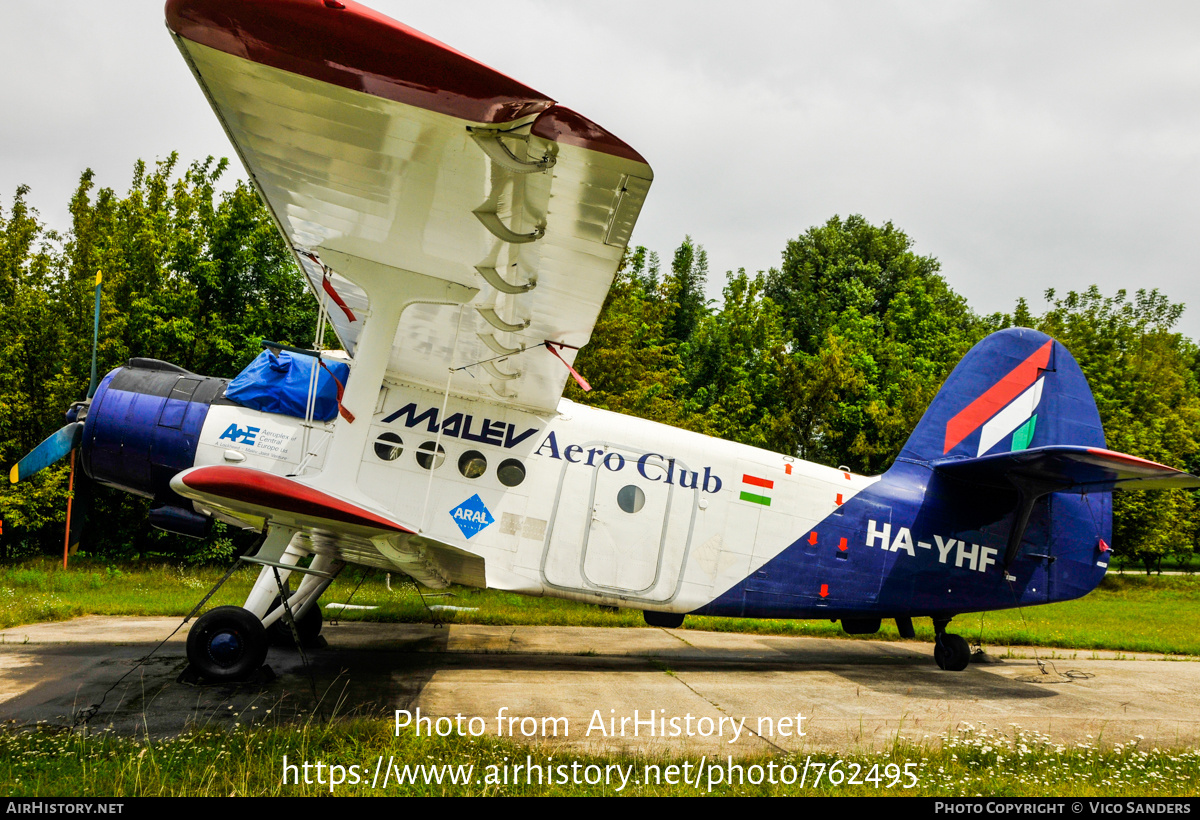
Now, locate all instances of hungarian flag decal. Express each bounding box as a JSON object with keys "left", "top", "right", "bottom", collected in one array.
[{"left": 740, "top": 474, "right": 773, "bottom": 506}]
